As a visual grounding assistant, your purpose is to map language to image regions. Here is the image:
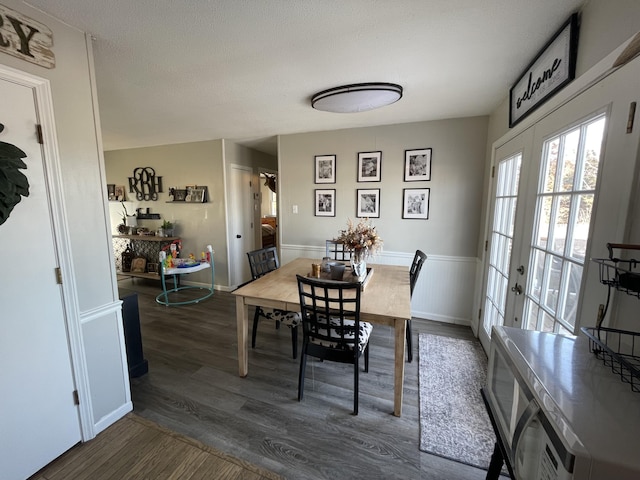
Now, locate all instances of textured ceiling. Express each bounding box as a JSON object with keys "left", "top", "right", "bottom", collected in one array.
[{"left": 27, "top": 0, "right": 585, "bottom": 154}]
